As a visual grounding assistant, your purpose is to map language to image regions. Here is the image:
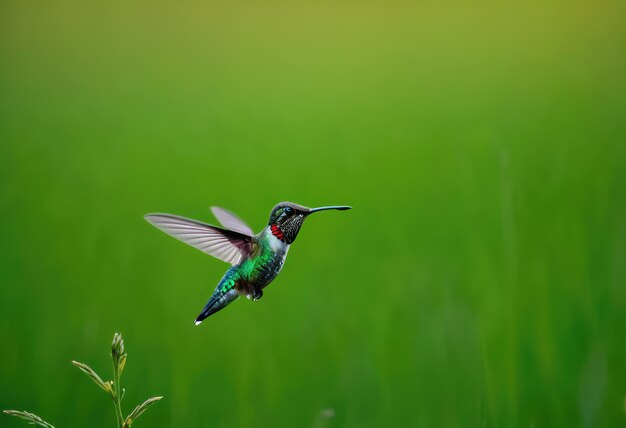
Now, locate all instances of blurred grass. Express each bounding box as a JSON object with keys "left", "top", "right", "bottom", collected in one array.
[{"left": 1, "top": 0, "right": 625, "bottom": 426}]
